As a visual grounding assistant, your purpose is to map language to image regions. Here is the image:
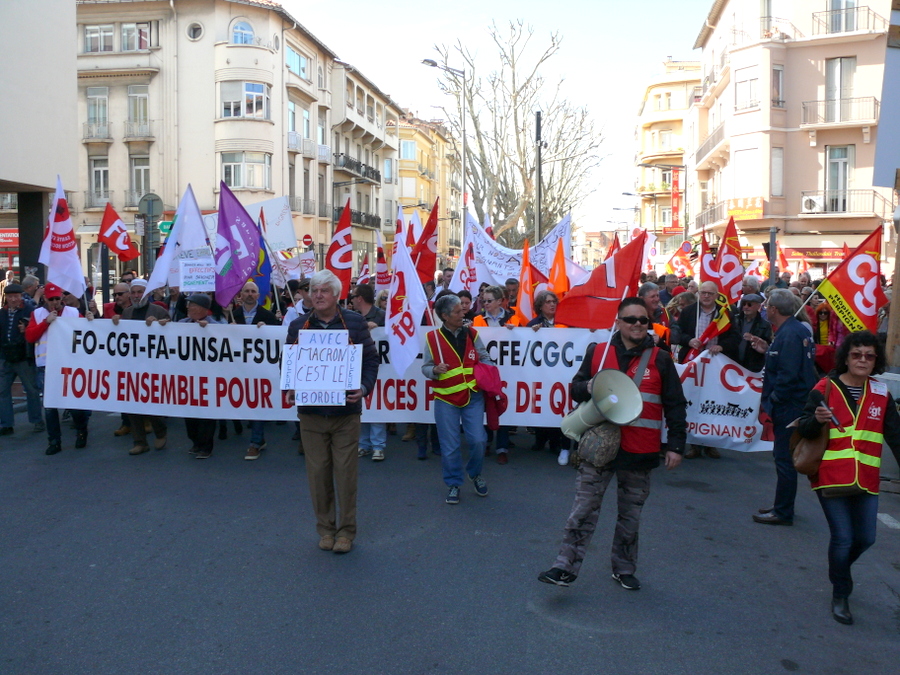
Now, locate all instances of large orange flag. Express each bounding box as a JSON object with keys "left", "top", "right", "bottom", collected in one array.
[
  {"left": 556, "top": 231, "right": 647, "bottom": 330},
  {"left": 514, "top": 240, "right": 549, "bottom": 326},
  {"left": 817, "top": 228, "right": 888, "bottom": 332},
  {"left": 548, "top": 238, "right": 570, "bottom": 300}
]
